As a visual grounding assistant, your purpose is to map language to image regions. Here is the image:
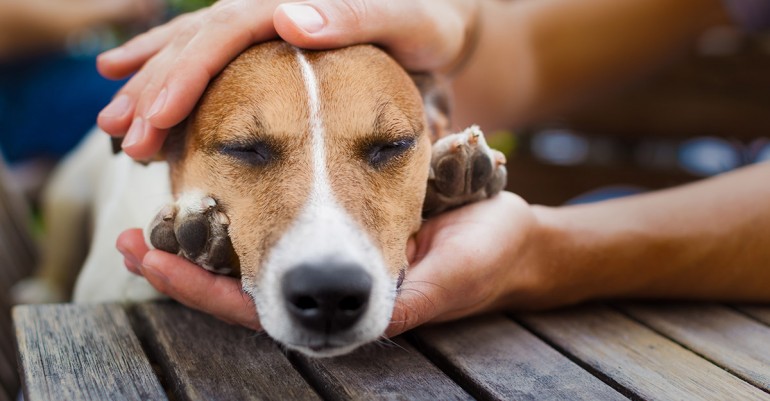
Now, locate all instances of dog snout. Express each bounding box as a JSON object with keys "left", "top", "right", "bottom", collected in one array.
[{"left": 282, "top": 263, "right": 372, "bottom": 334}]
